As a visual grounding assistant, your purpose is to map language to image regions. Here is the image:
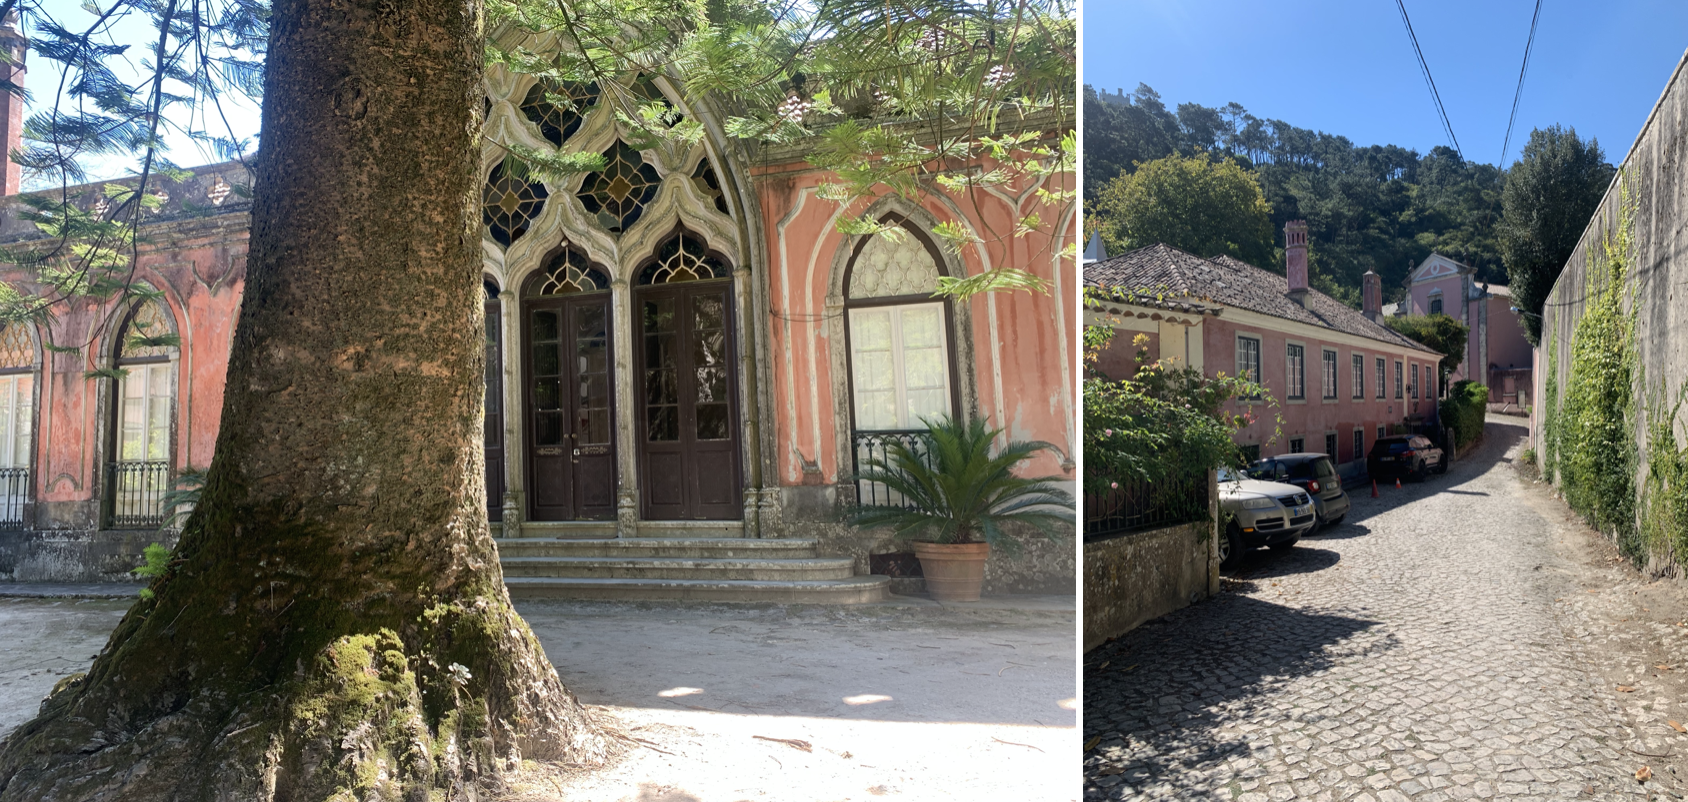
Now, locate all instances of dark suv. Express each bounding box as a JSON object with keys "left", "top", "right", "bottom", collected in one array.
[
  {"left": 1366, "top": 434, "right": 1446, "bottom": 482},
  {"left": 1248, "top": 453, "right": 1352, "bottom": 529}
]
